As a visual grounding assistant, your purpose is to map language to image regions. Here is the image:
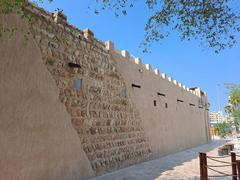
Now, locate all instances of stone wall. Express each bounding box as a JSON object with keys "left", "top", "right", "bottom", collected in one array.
[
  {"left": 24, "top": 3, "right": 152, "bottom": 176},
  {"left": 0, "top": 2, "right": 210, "bottom": 179},
  {"left": 108, "top": 46, "right": 211, "bottom": 157},
  {"left": 0, "top": 13, "right": 94, "bottom": 180}
]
